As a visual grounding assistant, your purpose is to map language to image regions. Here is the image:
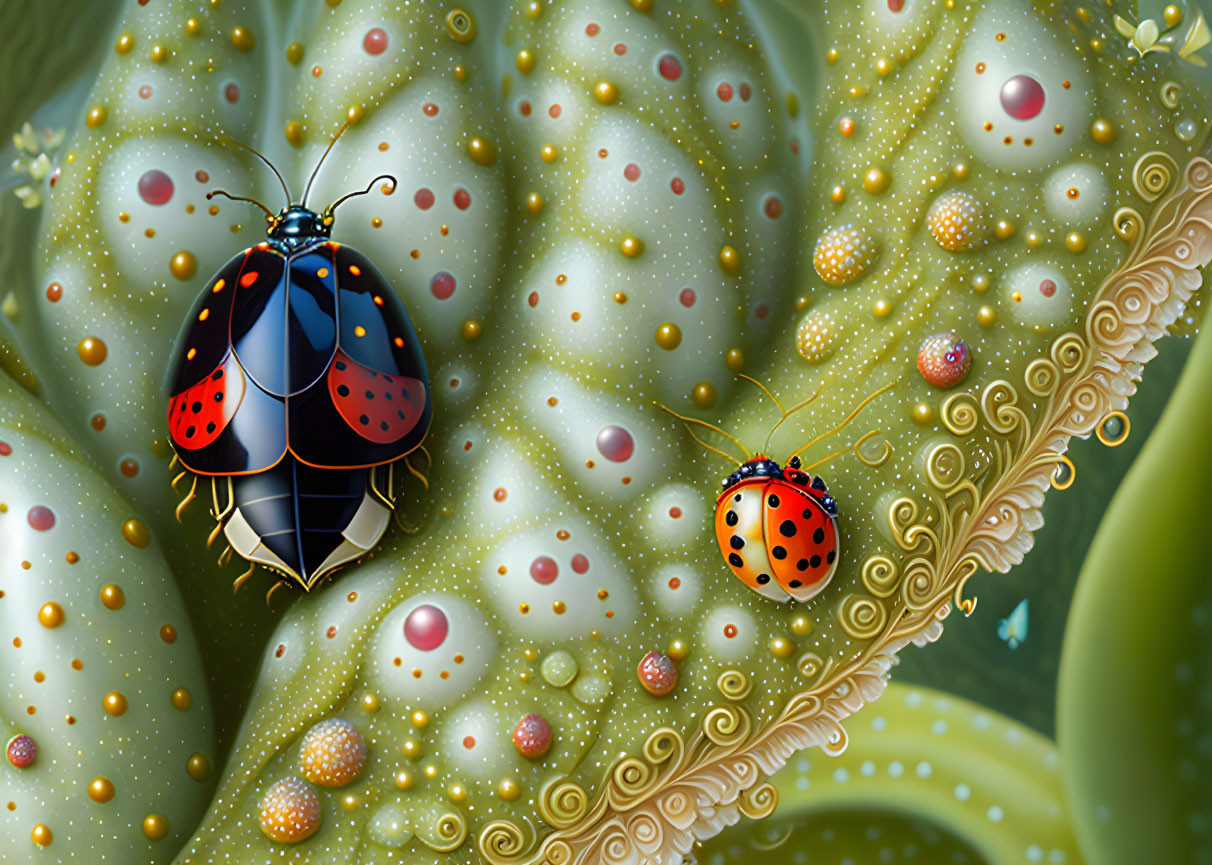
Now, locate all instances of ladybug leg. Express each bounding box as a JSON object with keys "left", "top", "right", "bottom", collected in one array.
[
  {"left": 392, "top": 508, "right": 420, "bottom": 535},
  {"left": 174, "top": 475, "right": 199, "bottom": 523},
  {"left": 265, "top": 581, "right": 286, "bottom": 609},
  {"left": 232, "top": 561, "right": 256, "bottom": 593},
  {"left": 403, "top": 455, "right": 429, "bottom": 490},
  {"left": 217, "top": 545, "right": 234, "bottom": 568},
  {"left": 170, "top": 469, "right": 189, "bottom": 491},
  {"left": 205, "top": 520, "right": 225, "bottom": 549},
  {"left": 206, "top": 477, "right": 236, "bottom": 548}
]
